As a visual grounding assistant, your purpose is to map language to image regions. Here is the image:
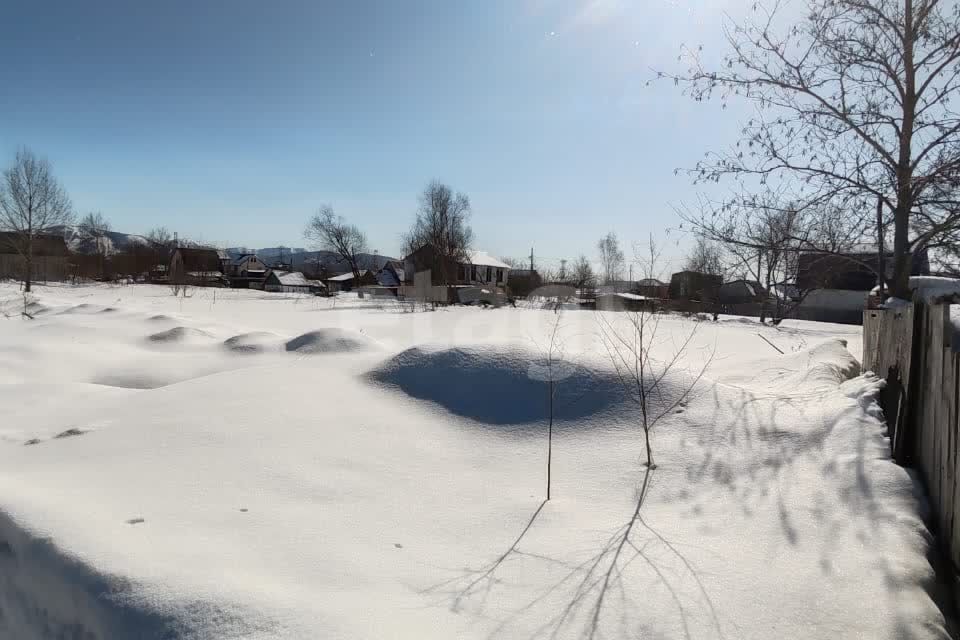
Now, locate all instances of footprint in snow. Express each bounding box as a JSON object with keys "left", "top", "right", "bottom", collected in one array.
[
  {"left": 239, "top": 508, "right": 248, "bottom": 513},
  {"left": 126, "top": 518, "right": 145, "bottom": 525},
  {"left": 394, "top": 543, "right": 403, "bottom": 549}
]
